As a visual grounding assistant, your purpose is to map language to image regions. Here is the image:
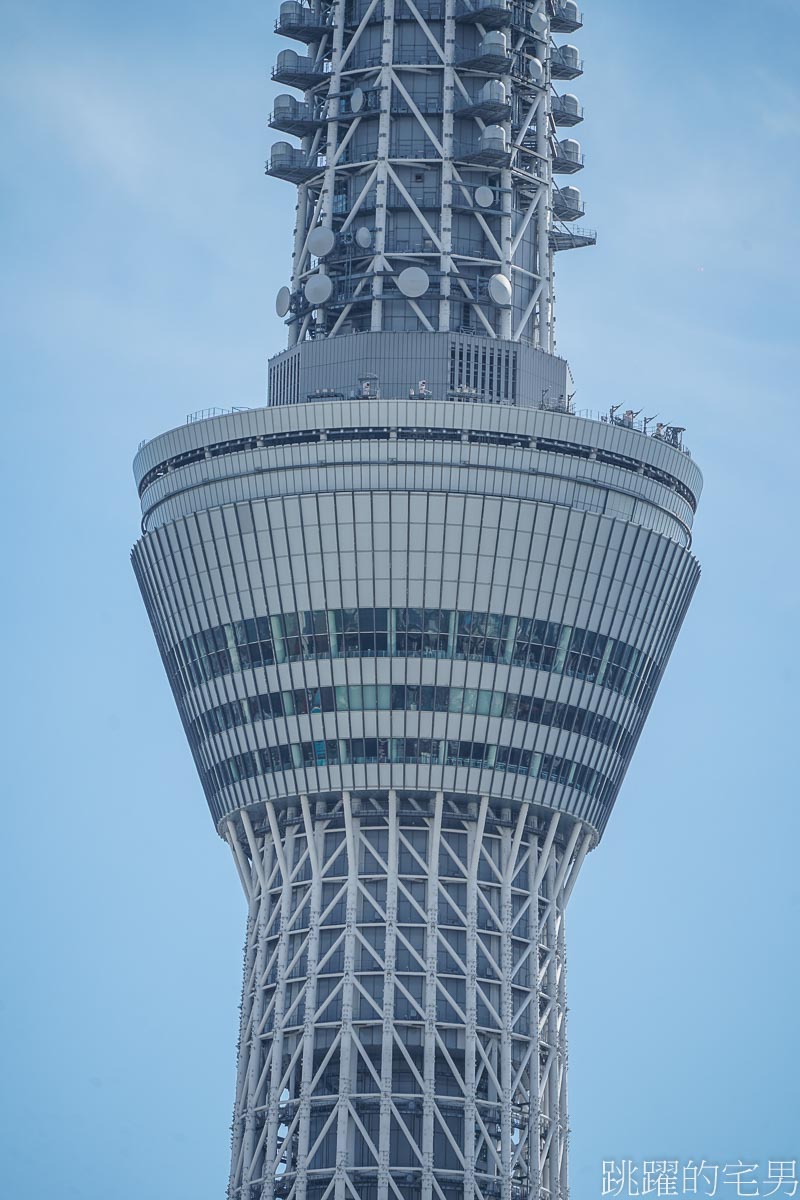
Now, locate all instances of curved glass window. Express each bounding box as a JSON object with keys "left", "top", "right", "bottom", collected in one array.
[
  {"left": 205, "top": 737, "right": 614, "bottom": 804},
  {"left": 170, "top": 606, "right": 654, "bottom": 701},
  {"left": 191, "top": 684, "right": 631, "bottom": 757}
]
